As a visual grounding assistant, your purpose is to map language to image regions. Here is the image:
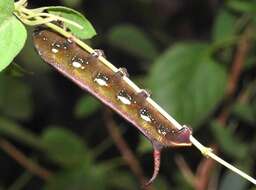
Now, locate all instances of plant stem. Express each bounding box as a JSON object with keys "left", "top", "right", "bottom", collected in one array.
[
  {"left": 190, "top": 136, "right": 256, "bottom": 185},
  {"left": 15, "top": 0, "right": 27, "bottom": 7},
  {"left": 0, "top": 138, "right": 52, "bottom": 180},
  {"left": 103, "top": 110, "right": 152, "bottom": 188}
]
